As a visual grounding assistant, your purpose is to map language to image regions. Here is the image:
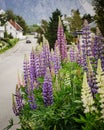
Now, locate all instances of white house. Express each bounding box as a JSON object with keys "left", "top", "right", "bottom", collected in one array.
[
  {"left": 0, "top": 26, "right": 5, "bottom": 38},
  {"left": 0, "top": 9, "right": 5, "bottom": 15},
  {"left": 5, "top": 19, "right": 24, "bottom": 39}
]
